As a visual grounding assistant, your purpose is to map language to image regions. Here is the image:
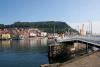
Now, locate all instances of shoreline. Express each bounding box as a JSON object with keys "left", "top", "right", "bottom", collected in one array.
[{"left": 41, "top": 50, "right": 100, "bottom": 67}]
